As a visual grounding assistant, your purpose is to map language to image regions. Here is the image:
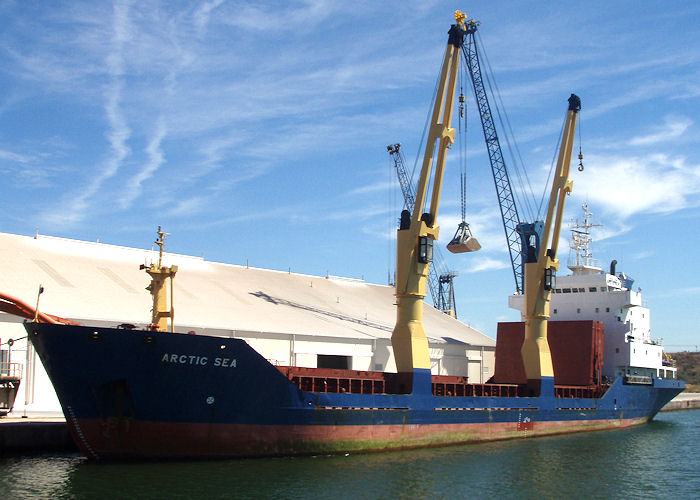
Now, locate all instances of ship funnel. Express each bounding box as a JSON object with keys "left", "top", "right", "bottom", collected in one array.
[{"left": 610, "top": 259, "right": 617, "bottom": 276}]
